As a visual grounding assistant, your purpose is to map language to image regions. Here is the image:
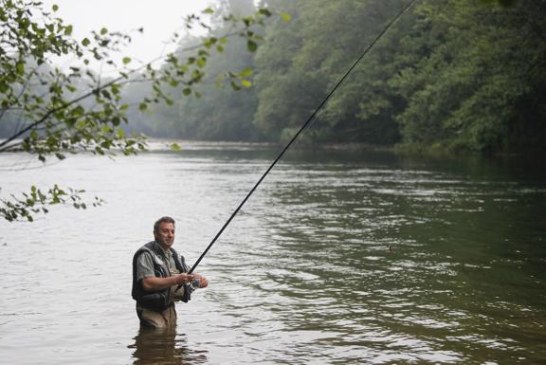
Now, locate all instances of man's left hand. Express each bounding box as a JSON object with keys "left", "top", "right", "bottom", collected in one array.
[{"left": 194, "top": 273, "right": 209, "bottom": 288}]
